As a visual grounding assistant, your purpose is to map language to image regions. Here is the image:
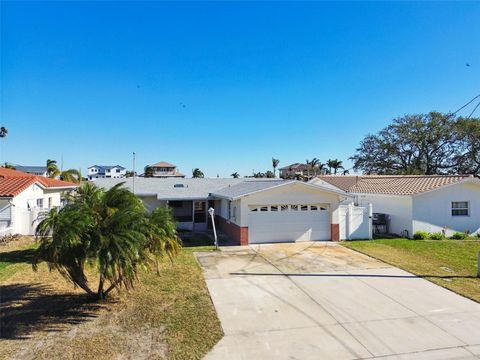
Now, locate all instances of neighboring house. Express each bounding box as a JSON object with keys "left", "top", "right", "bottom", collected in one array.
[
  {"left": 144, "top": 161, "right": 185, "bottom": 178},
  {"left": 14, "top": 165, "right": 48, "bottom": 177},
  {"left": 88, "top": 165, "right": 126, "bottom": 180},
  {"left": 311, "top": 175, "right": 480, "bottom": 237},
  {"left": 279, "top": 163, "right": 321, "bottom": 180},
  {"left": 93, "top": 177, "right": 371, "bottom": 245},
  {"left": 0, "top": 167, "right": 77, "bottom": 235}
]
